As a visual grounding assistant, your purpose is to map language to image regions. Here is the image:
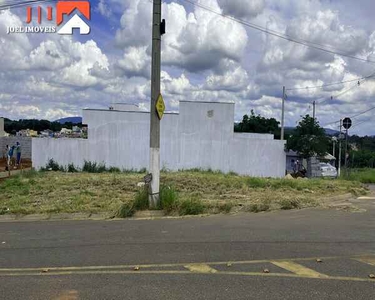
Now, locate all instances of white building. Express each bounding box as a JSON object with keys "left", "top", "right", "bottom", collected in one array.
[
  {"left": 60, "top": 128, "right": 73, "bottom": 135},
  {"left": 32, "top": 101, "right": 286, "bottom": 177}
]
